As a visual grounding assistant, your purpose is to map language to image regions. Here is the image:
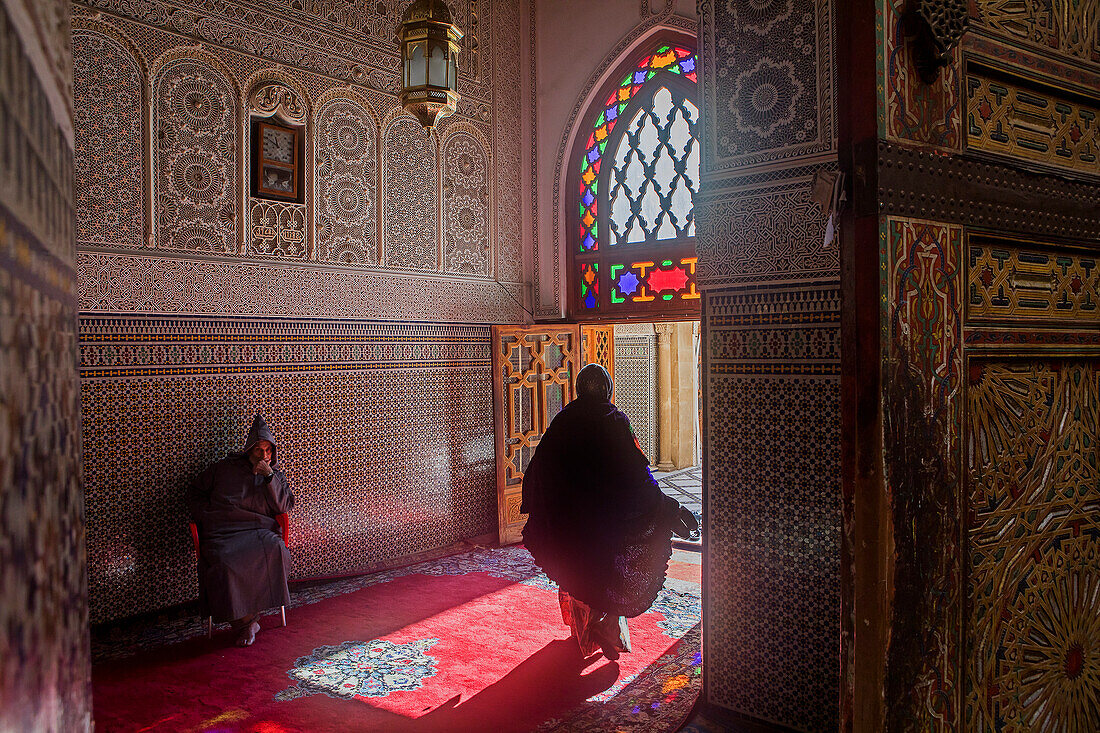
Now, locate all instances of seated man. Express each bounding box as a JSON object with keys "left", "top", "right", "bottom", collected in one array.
[
  {"left": 520, "top": 364, "right": 698, "bottom": 659},
  {"left": 189, "top": 414, "right": 295, "bottom": 647}
]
